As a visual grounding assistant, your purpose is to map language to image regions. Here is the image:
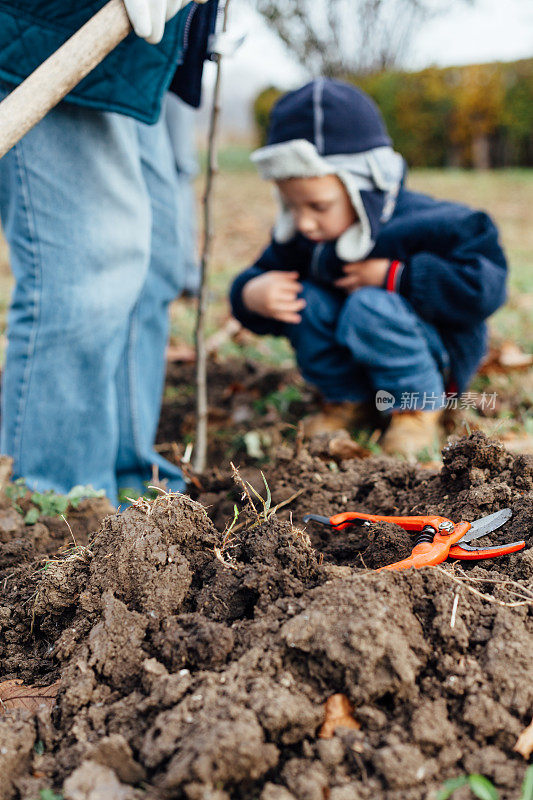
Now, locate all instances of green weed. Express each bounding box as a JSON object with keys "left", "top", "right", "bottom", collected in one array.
[
  {"left": 38, "top": 790, "right": 63, "bottom": 800},
  {"left": 352, "top": 428, "right": 382, "bottom": 455},
  {"left": 246, "top": 471, "right": 272, "bottom": 521},
  {"left": 522, "top": 766, "right": 533, "bottom": 800},
  {"left": 437, "top": 767, "right": 533, "bottom": 800},
  {"left": 437, "top": 773, "right": 499, "bottom": 800},
  {"left": 117, "top": 484, "right": 161, "bottom": 506},
  {"left": 6, "top": 480, "right": 105, "bottom": 524},
  {"left": 27, "top": 485, "right": 105, "bottom": 523},
  {"left": 214, "top": 504, "right": 240, "bottom": 569},
  {"left": 117, "top": 487, "right": 140, "bottom": 505},
  {"left": 5, "top": 476, "right": 27, "bottom": 504},
  {"left": 230, "top": 462, "right": 273, "bottom": 522},
  {"left": 163, "top": 383, "right": 195, "bottom": 402},
  {"left": 253, "top": 384, "right": 303, "bottom": 416},
  {"left": 415, "top": 440, "right": 443, "bottom": 463}
]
